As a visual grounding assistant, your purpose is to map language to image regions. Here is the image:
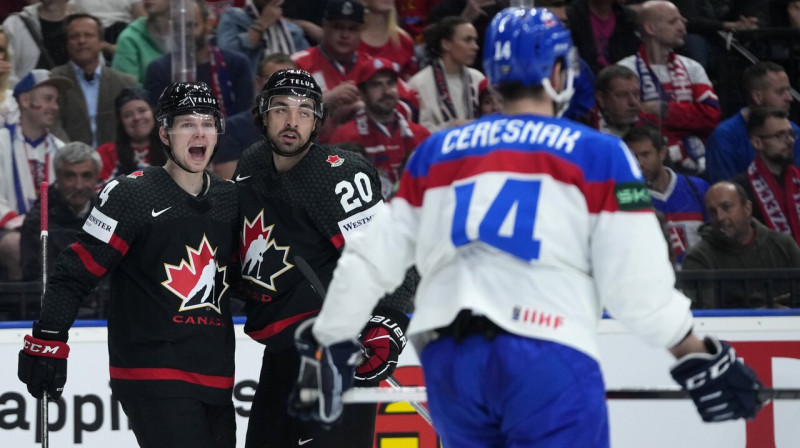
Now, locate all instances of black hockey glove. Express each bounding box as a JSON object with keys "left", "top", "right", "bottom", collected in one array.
[
  {"left": 18, "top": 322, "right": 69, "bottom": 400},
  {"left": 356, "top": 307, "right": 409, "bottom": 382},
  {"left": 288, "top": 319, "right": 361, "bottom": 424},
  {"left": 671, "top": 336, "right": 764, "bottom": 422}
]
